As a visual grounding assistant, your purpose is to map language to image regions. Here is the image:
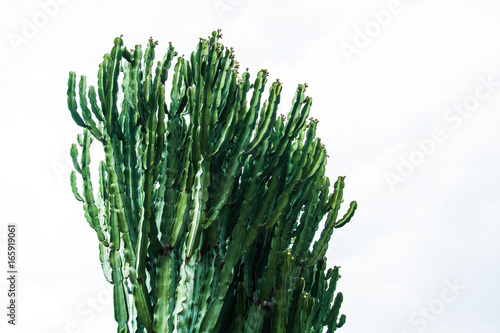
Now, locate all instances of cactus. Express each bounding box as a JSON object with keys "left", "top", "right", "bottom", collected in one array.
[{"left": 67, "top": 30, "right": 357, "bottom": 333}]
